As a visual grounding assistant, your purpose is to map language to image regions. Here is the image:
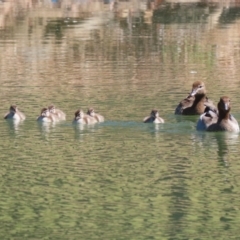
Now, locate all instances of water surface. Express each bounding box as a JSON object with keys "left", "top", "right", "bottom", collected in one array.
[{"left": 1, "top": 1, "right": 240, "bottom": 239}]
